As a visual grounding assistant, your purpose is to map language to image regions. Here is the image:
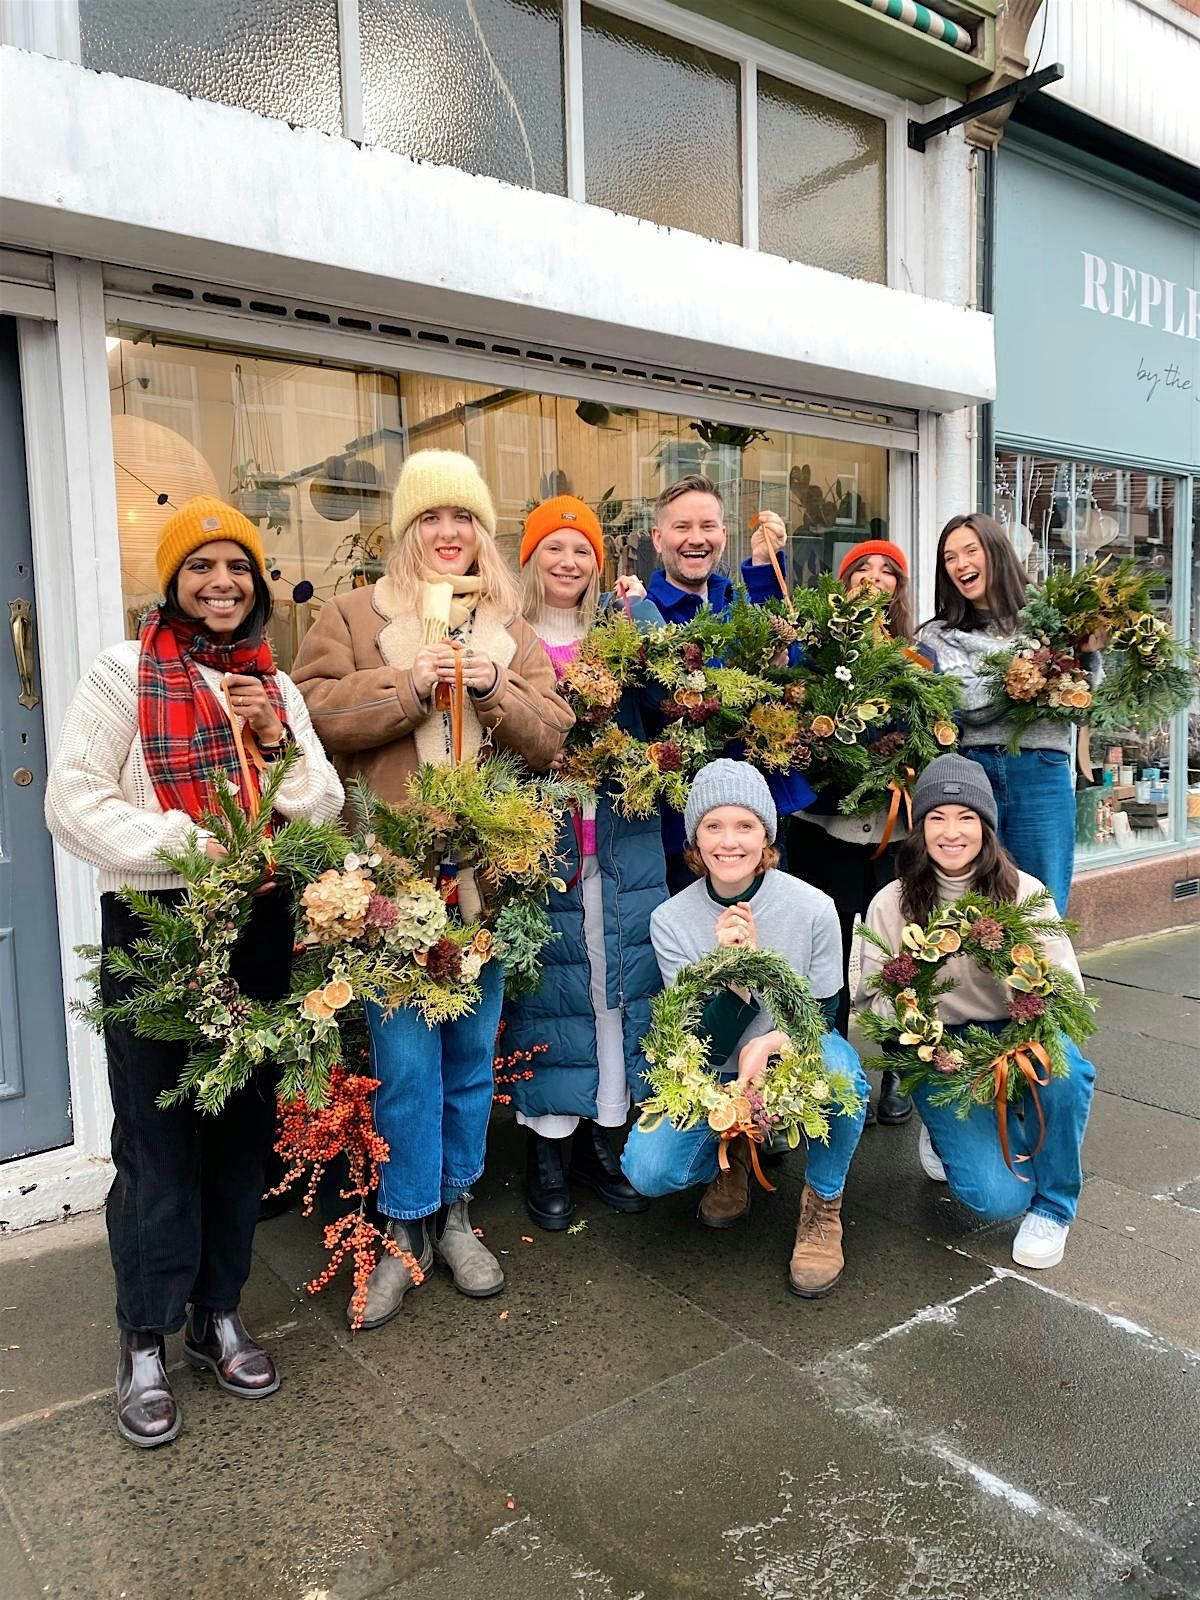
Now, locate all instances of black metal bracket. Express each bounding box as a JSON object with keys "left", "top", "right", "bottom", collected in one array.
[{"left": 908, "top": 63, "right": 1065, "bottom": 152}]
